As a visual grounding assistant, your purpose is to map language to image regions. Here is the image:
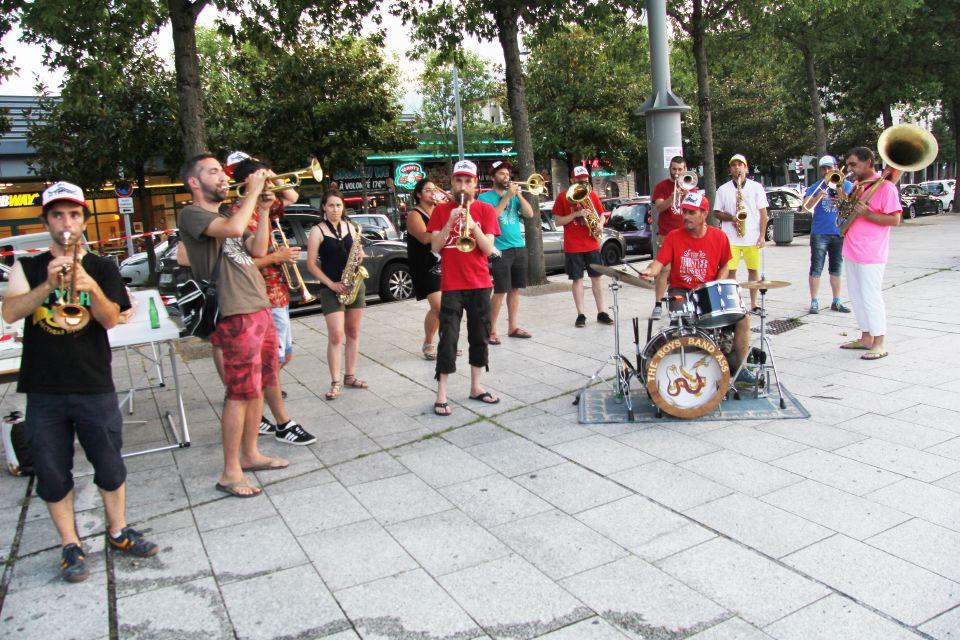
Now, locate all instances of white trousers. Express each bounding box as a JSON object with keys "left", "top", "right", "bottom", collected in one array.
[{"left": 845, "top": 259, "right": 886, "bottom": 336}]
